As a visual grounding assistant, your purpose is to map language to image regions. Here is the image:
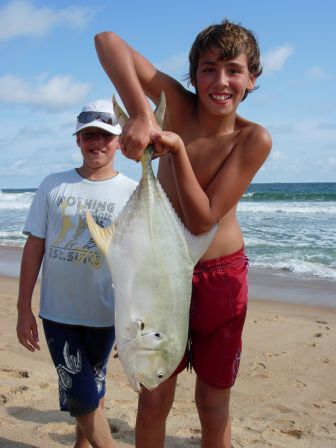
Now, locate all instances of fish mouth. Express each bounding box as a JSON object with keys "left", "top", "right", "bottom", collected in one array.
[{"left": 136, "top": 347, "right": 163, "bottom": 353}]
